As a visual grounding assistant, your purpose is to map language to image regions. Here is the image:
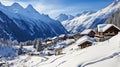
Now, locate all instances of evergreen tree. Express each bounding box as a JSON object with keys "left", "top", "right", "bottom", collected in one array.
[
  {"left": 18, "top": 43, "right": 23, "bottom": 55},
  {"left": 33, "top": 39, "right": 37, "bottom": 48},
  {"left": 36, "top": 39, "right": 42, "bottom": 52}
]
